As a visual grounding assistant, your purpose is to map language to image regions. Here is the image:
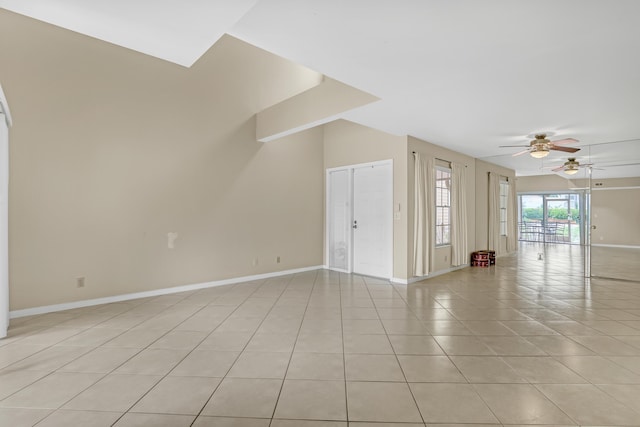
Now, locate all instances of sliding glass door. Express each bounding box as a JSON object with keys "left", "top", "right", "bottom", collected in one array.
[{"left": 518, "top": 193, "right": 585, "bottom": 245}]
